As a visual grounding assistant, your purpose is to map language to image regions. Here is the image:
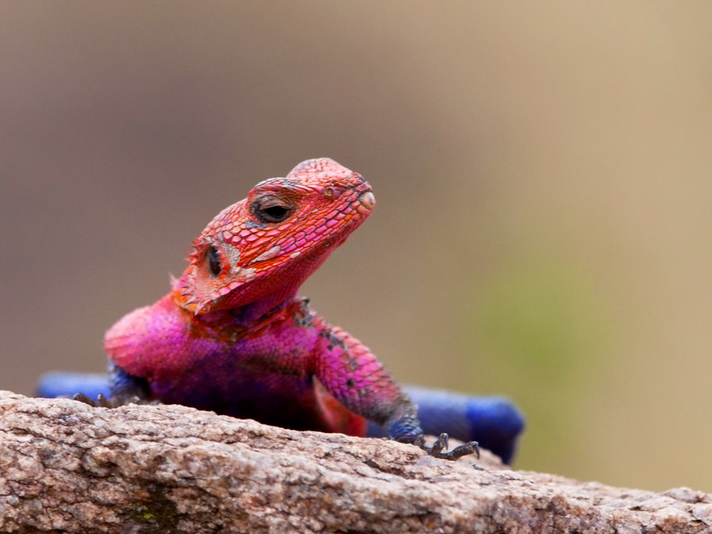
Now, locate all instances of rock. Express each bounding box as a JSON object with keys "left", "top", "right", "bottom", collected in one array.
[{"left": 0, "top": 391, "right": 709, "bottom": 533}]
